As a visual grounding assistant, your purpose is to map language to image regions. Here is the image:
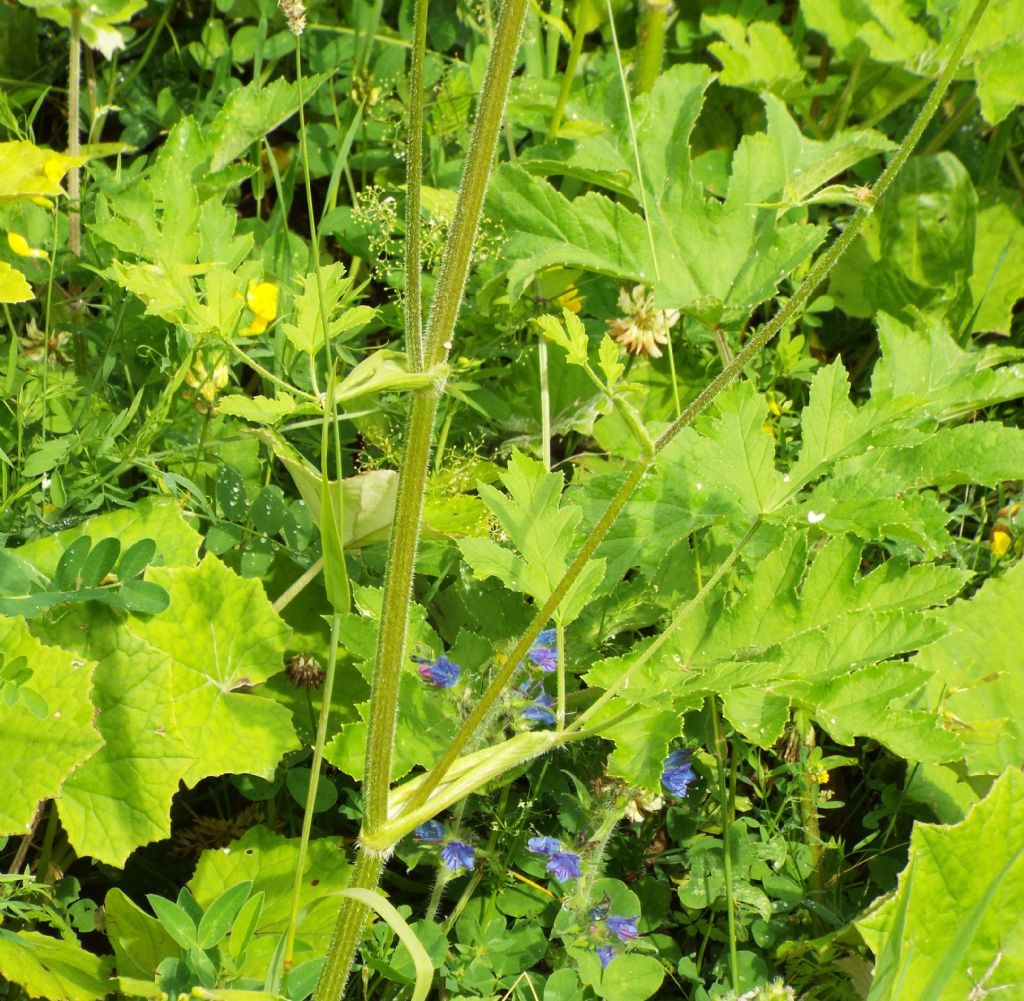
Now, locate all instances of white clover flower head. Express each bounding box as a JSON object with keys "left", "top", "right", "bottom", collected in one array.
[{"left": 608, "top": 285, "right": 680, "bottom": 358}]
